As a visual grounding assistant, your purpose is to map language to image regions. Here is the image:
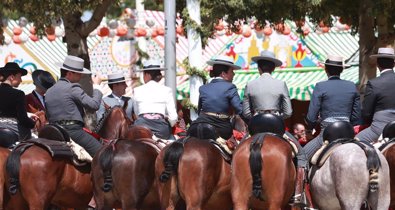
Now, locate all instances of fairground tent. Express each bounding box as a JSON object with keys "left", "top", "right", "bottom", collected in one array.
[{"left": 0, "top": 11, "right": 359, "bottom": 101}]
